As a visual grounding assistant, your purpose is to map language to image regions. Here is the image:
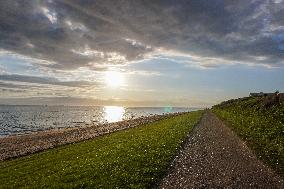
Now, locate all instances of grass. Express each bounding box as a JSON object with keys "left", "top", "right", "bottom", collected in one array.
[
  {"left": 212, "top": 97, "right": 284, "bottom": 177},
  {"left": 0, "top": 111, "right": 203, "bottom": 189}
]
